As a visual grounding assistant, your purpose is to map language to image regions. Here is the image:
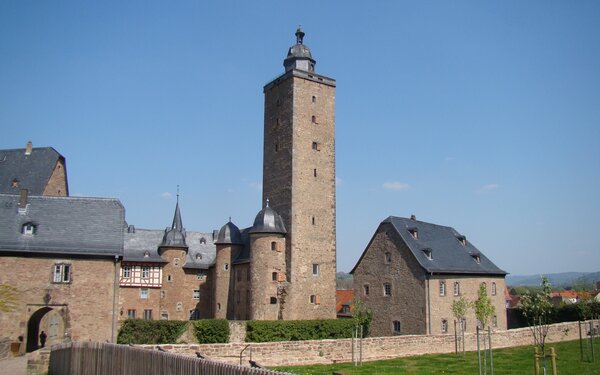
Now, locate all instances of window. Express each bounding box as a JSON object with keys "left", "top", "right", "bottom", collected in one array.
[
  {"left": 384, "top": 252, "right": 392, "bottom": 263},
  {"left": 408, "top": 228, "right": 418, "bottom": 240},
  {"left": 275, "top": 143, "right": 279, "bottom": 152},
  {"left": 143, "top": 251, "right": 150, "bottom": 258},
  {"left": 456, "top": 235, "right": 467, "bottom": 246},
  {"left": 363, "top": 285, "right": 370, "bottom": 296},
  {"left": 472, "top": 255, "right": 481, "bottom": 264},
  {"left": 459, "top": 318, "right": 467, "bottom": 332},
  {"left": 439, "top": 281, "right": 446, "bottom": 296},
  {"left": 22, "top": 222, "right": 36, "bottom": 235},
  {"left": 52, "top": 264, "right": 71, "bottom": 283},
  {"left": 383, "top": 283, "right": 392, "bottom": 296},
  {"left": 140, "top": 288, "right": 149, "bottom": 299},
  {"left": 441, "top": 319, "right": 448, "bottom": 333},
  {"left": 312, "top": 264, "right": 320, "bottom": 276},
  {"left": 189, "top": 309, "right": 200, "bottom": 320},
  {"left": 127, "top": 309, "right": 136, "bottom": 319},
  {"left": 492, "top": 315, "right": 498, "bottom": 327},
  {"left": 122, "top": 266, "right": 131, "bottom": 278},
  {"left": 271, "top": 241, "right": 277, "bottom": 251},
  {"left": 491, "top": 282, "right": 497, "bottom": 296},
  {"left": 141, "top": 266, "right": 150, "bottom": 279},
  {"left": 174, "top": 258, "right": 180, "bottom": 266},
  {"left": 160, "top": 312, "right": 169, "bottom": 320},
  {"left": 224, "top": 263, "right": 229, "bottom": 271},
  {"left": 312, "top": 95, "right": 316, "bottom": 103},
  {"left": 161, "top": 291, "right": 165, "bottom": 299},
  {"left": 341, "top": 305, "right": 350, "bottom": 314},
  {"left": 454, "top": 282, "right": 460, "bottom": 296},
  {"left": 311, "top": 115, "right": 317, "bottom": 123},
  {"left": 193, "top": 289, "right": 200, "bottom": 300},
  {"left": 270, "top": 297, "right": 277, "bottom": 304},
  {"left": 200, "top": 237, "right": 206, "bottom": 244},
  {"left": 272, "top": 272, "right": 278, "bottom": 281},
  {"left": 310, "top": 295, "right": 321, "bottom": 305},
  {"left": 393, "top": 320, "right": 401, "bottom": 335},
  {"left": 167, "top": 274, "right": 172, "bottom": 282},
  {"left": 422, "top": 248, "right": 432, "bottom": 260},
  {"left": 176, "top": 302, "right": 183, "bottom": 312},
  {"left": 143, "top": 309, "right": 152, "bottom": 320},
  {"left": 312, "top": 216, "right": 315, "bottom": 225},
  {"left": 313, "top": 168, "right": 317, "bottom": 177},
  {"left": 196, "top": 271, "right": 205, "bottom": 280},
  {"left": 217, "top": 303, "right": 221, "bottom": 311},
  {"left": 312, "top": 142, "right": 319, "bottom": 151}
]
